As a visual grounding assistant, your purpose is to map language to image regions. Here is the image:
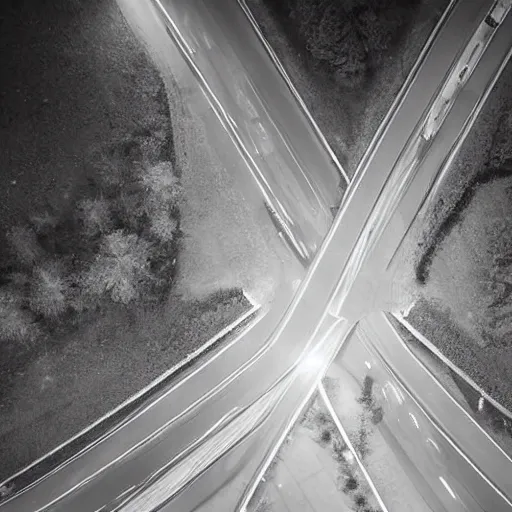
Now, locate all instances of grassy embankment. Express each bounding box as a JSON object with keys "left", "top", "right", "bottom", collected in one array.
[
  {"left": 0, "top": 0, "right": 247, "bottom": 484},
  {"left": 402, "top": 57, "right": 512, "bottom": 412},
  {"left": 249, "top": 381, "right": 382, "bottom": 512}
]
